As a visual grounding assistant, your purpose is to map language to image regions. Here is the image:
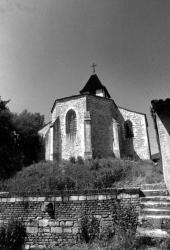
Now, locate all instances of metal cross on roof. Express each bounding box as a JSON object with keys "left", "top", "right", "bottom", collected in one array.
[{"left": 91, "top": 63, "right": 97, "bottom": 74}]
